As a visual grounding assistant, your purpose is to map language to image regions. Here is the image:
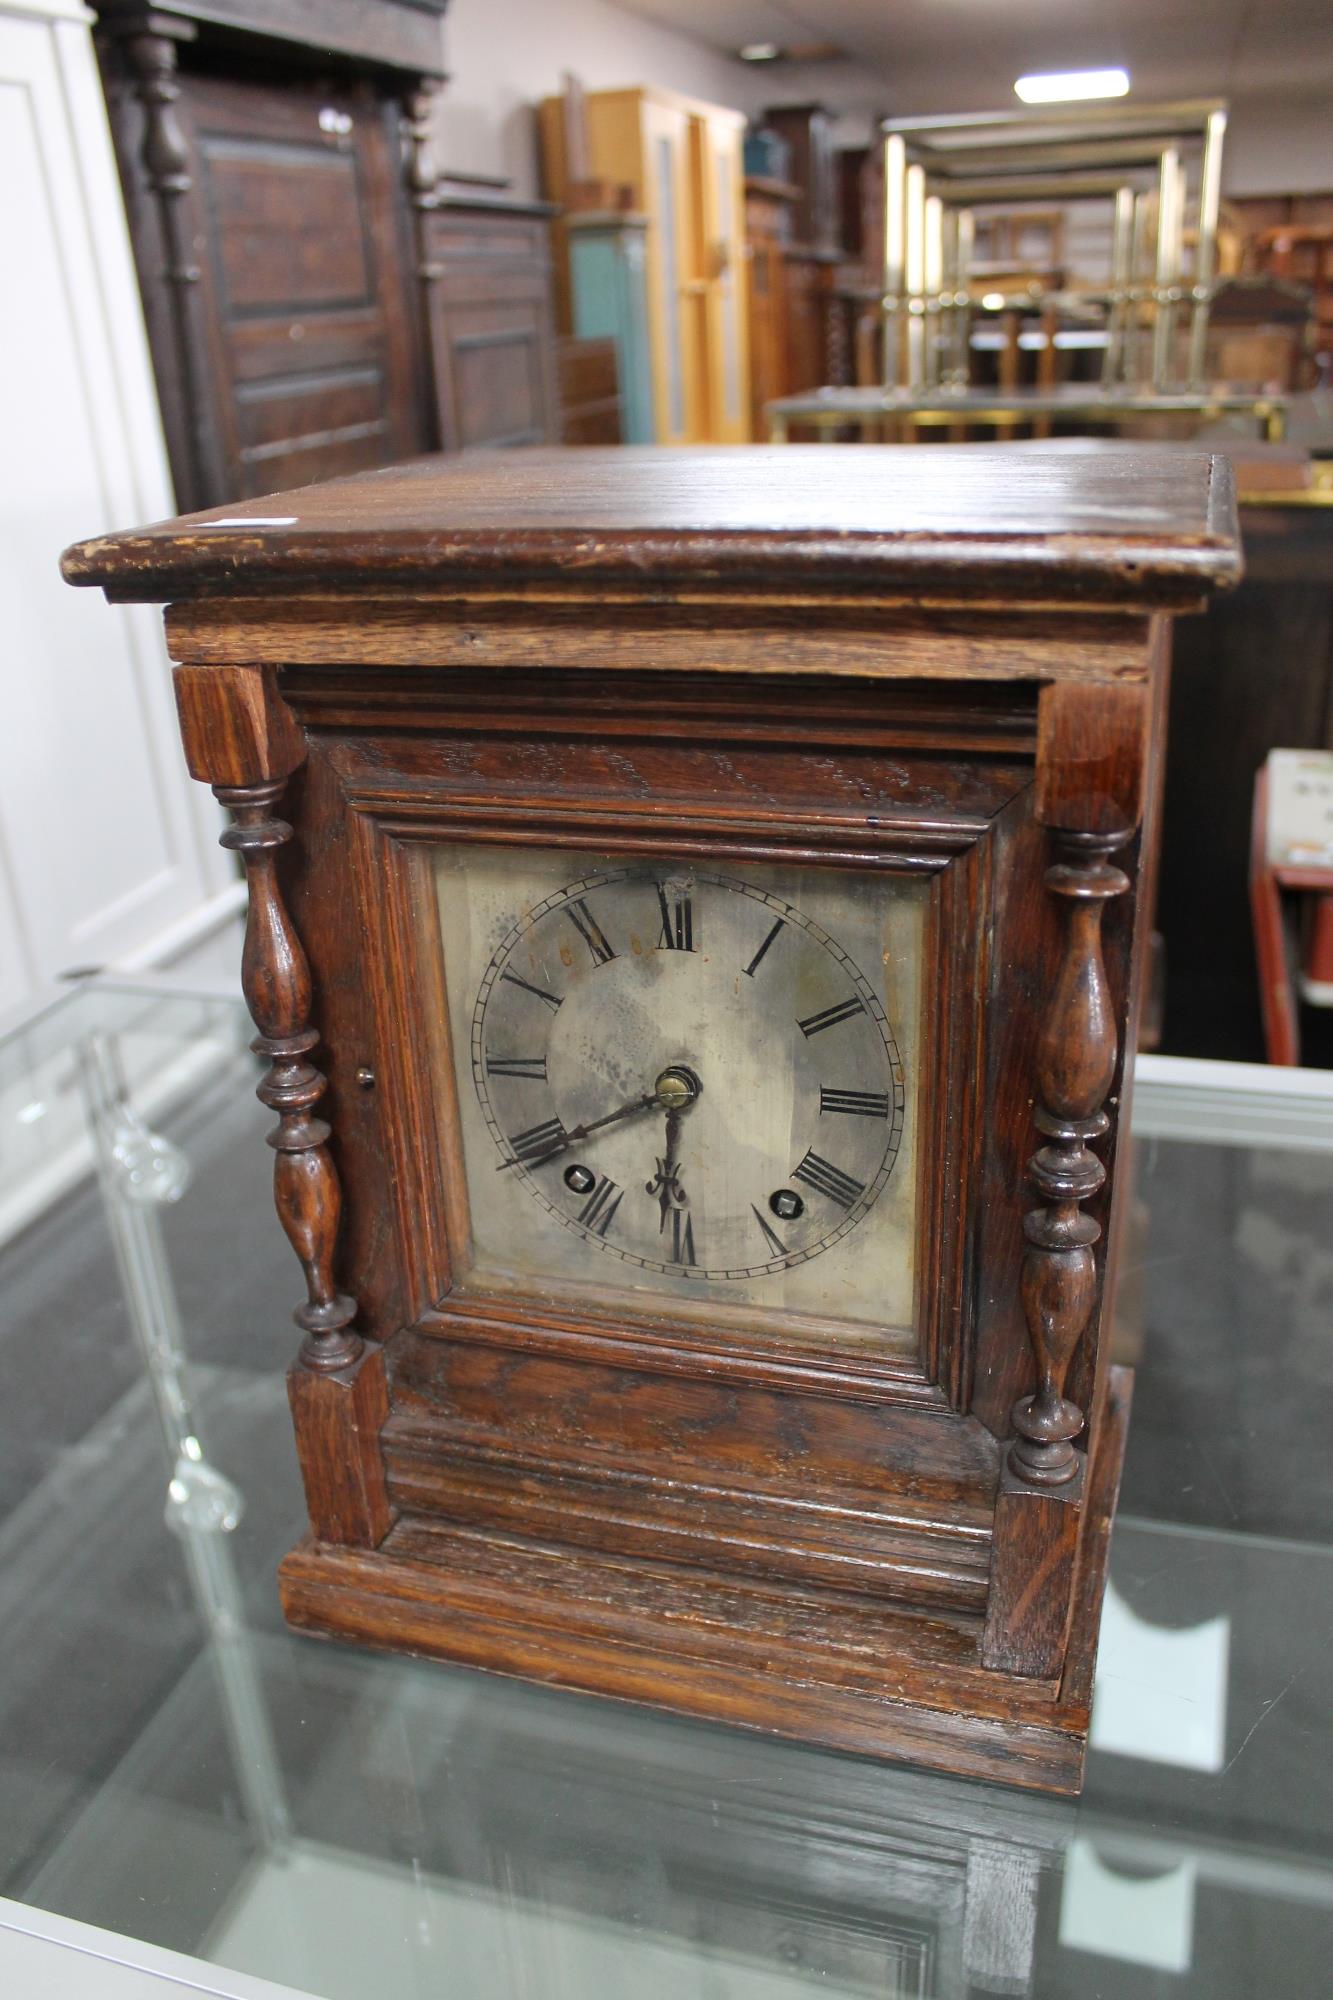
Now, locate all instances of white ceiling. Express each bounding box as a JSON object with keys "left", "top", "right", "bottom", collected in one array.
[{"left": 611, "top": 0, "right": 1333, "bottom": 118}]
